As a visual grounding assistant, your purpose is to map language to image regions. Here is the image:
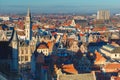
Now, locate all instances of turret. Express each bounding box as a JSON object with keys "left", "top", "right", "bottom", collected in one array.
[{"left": 11, "top": 29, "right": 19, "bottom": 72}]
